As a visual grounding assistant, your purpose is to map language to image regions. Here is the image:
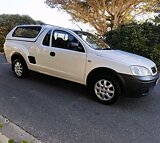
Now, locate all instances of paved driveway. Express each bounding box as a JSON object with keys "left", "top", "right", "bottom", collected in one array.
[{"left": 0, "top": 53, "right": 160, "bottom": 143}]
